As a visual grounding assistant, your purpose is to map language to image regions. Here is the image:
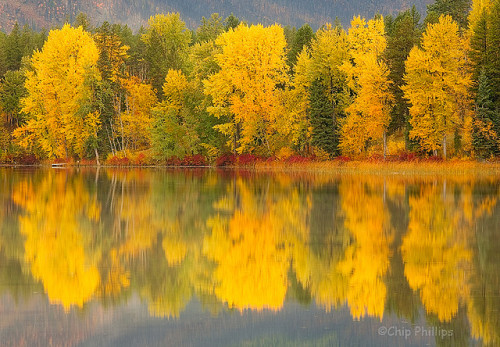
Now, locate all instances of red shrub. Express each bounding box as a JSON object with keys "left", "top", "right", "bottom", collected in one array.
[
  {"left": 166, "top": 156, "right": 182, "bottom": 166},
  {"left": 397, "top": 151, "right": 417, "bottom": 162},
  {"left": 216, "top": 153, "right": 236, "bottom": 167},
  {"left": 182, "top": 154, "right": 207, "bottom": 166},
  {"left": 15, "top": 154, "right": 39, "bottom": 165},
  {"left": 238, "top": 154, "right": 261, "bottom": 165},
  {"left": 108, "top": 156, "right": 130, "bottom": 166}
]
